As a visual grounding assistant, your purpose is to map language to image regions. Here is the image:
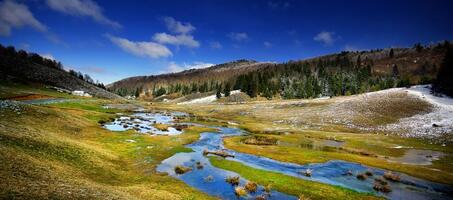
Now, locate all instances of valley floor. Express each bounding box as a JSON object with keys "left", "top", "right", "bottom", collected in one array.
[{"left": 1, "top": 83, "right": 452, "bottom": 199}]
